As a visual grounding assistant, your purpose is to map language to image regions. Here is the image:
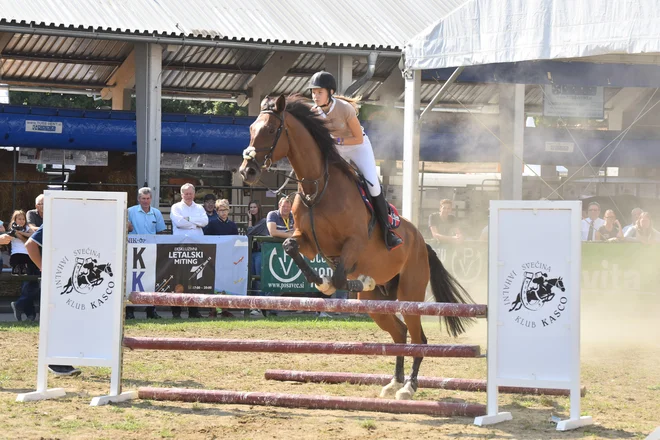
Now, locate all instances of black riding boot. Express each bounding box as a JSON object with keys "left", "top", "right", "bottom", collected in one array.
[{"left": 372, "top": 192, "right": 402, "bottom": 250}]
